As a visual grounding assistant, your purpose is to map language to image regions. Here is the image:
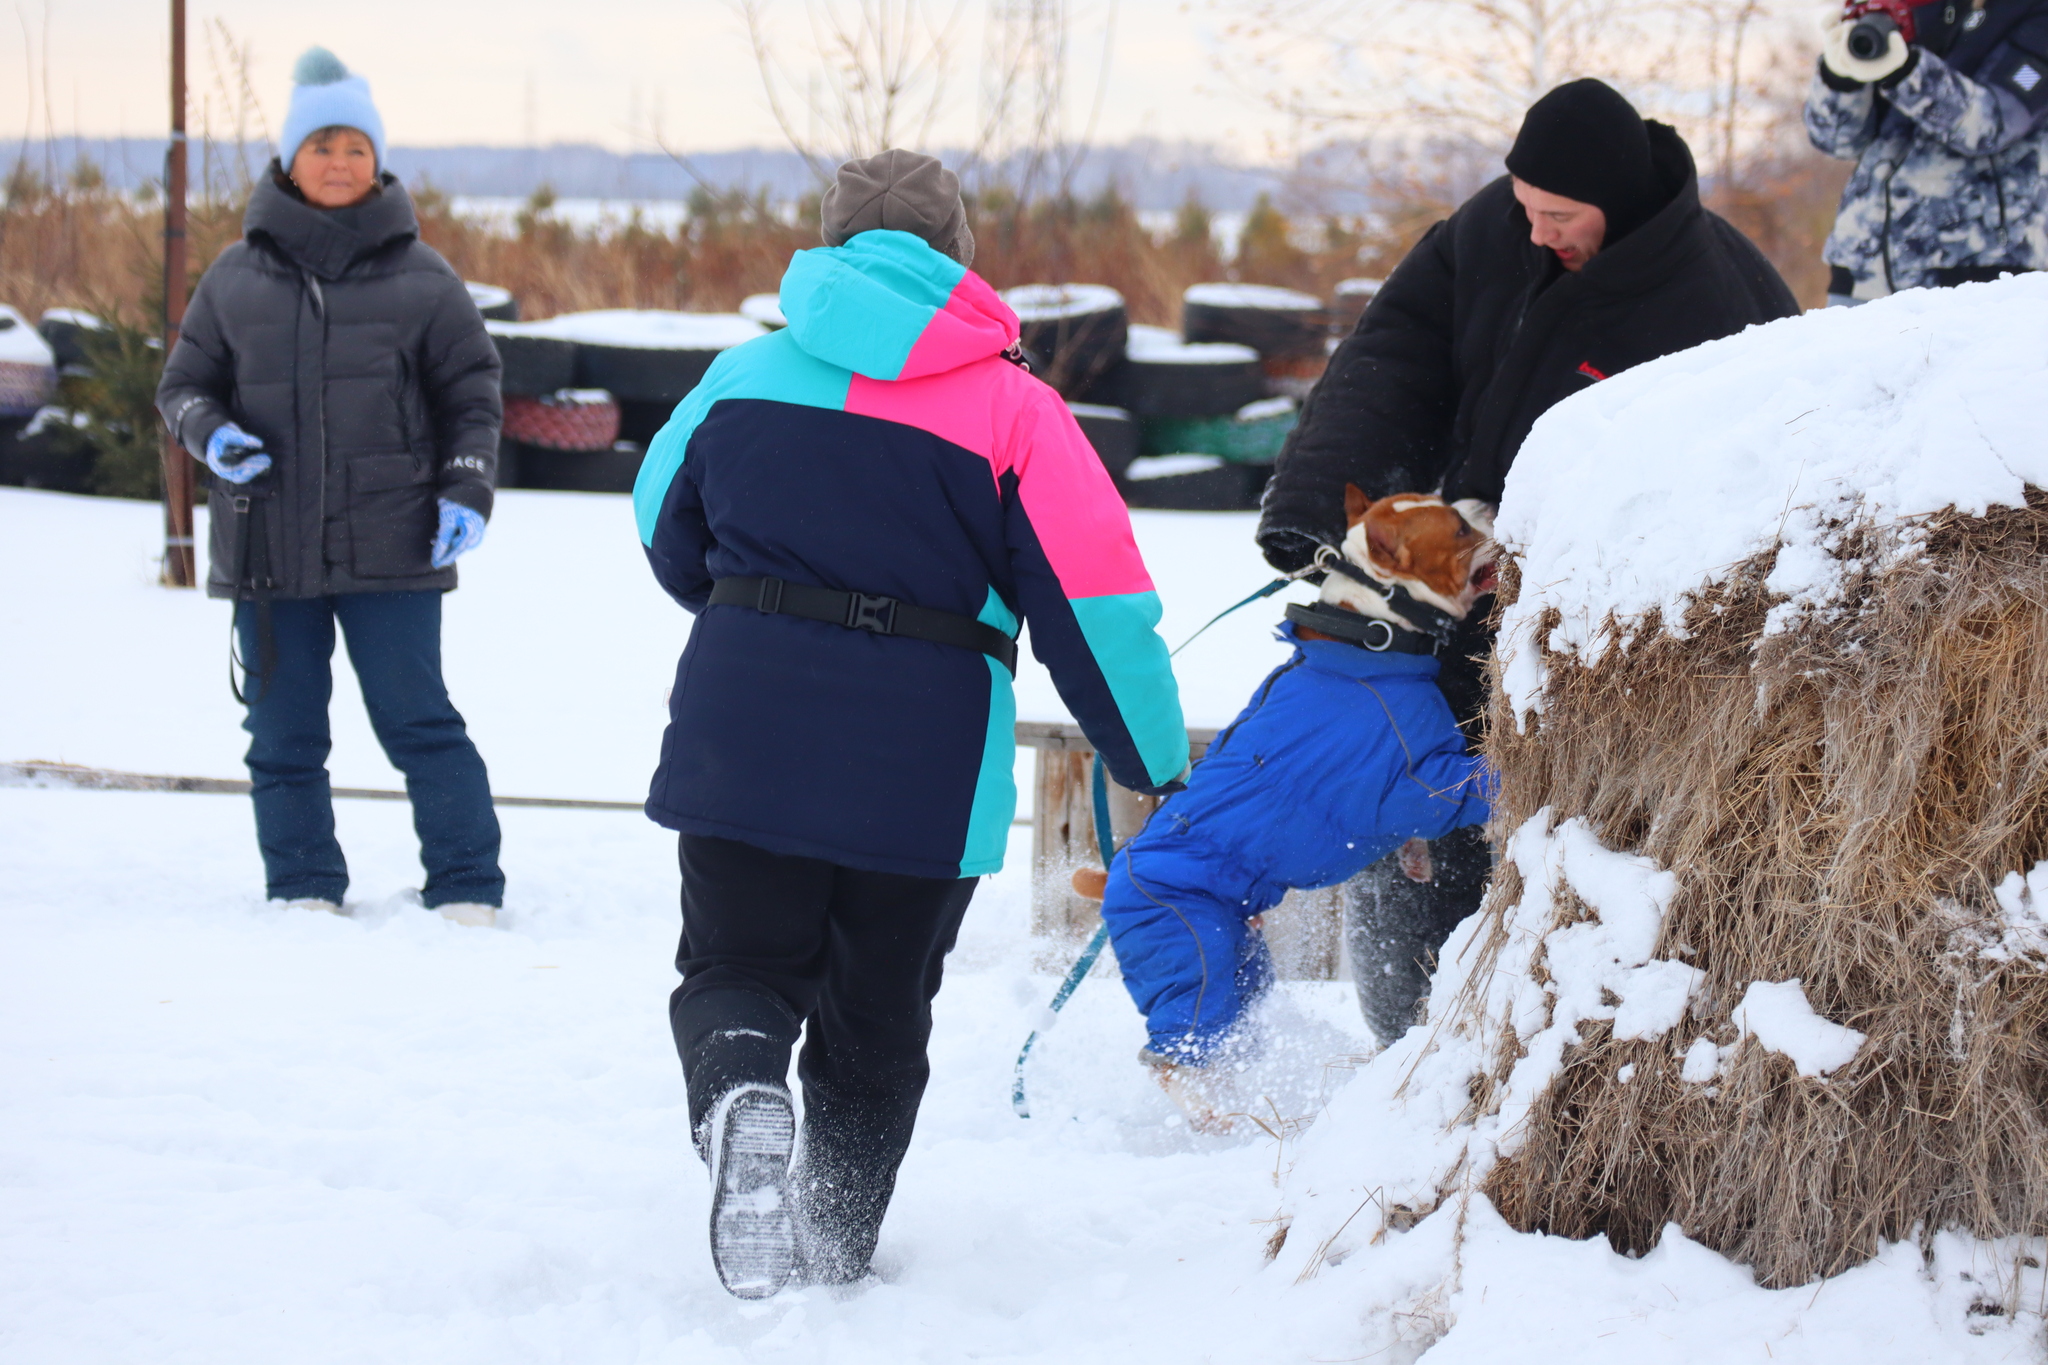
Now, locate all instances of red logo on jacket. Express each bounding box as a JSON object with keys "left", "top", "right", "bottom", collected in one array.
[{"left": 1576, "top": 361, "right": 1608, "bottom": 381}]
